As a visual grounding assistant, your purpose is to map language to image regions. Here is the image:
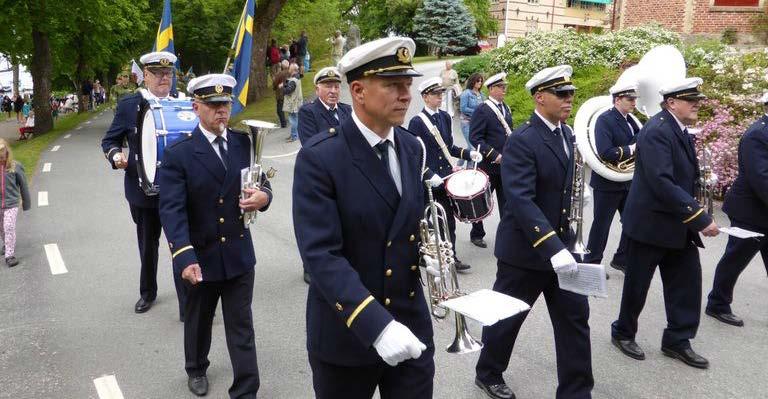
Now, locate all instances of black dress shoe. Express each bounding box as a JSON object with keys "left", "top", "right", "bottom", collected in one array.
[
  {"left": 5, "top": 256, "right": 18, "bottom": 267},
  {"left": 134, "top": 298, "right": 153, "bottom": 313},
  {"left": 454, "top": 260, "right": 471, "bottom": 272},
  {"left": 188, "top": 375, "right": 209, "bottom": 396},
  {"left": 612, "top": 337, "right": 645, "bottom": 360},
  {"left": 661, "top": 346, "right": 709, "bottom": 369},
  {"left": 471, "top": 238, "right": 487, "bottom": 248},
  {"left": 475, "top": 378, "right": 515, "bottom": 399},
  {"left": 609, "top": 261, "right": 626, "bottom": 273},
  {"left": 303, "top": 271, "right": 311, "bottom": 284},
  {"left": 705, "top": 308, "right": 744, "bottom": 327}
]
